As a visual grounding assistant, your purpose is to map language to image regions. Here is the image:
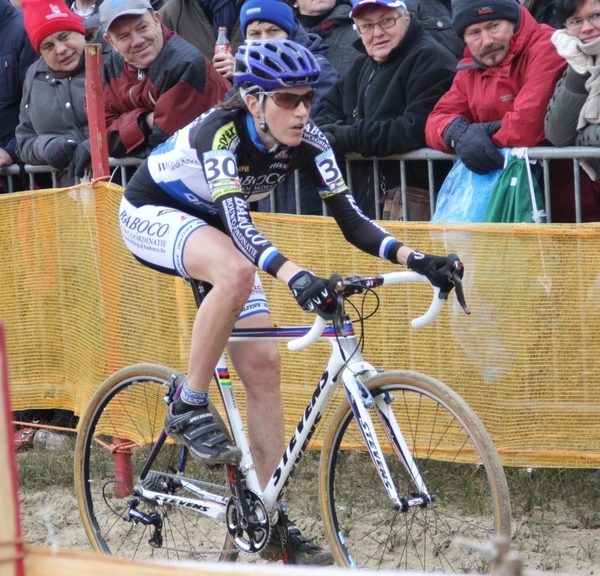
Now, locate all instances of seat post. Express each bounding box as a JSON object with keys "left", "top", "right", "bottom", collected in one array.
[{"left": 189, "top": 279, "right": 211, "bottom": 309}]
